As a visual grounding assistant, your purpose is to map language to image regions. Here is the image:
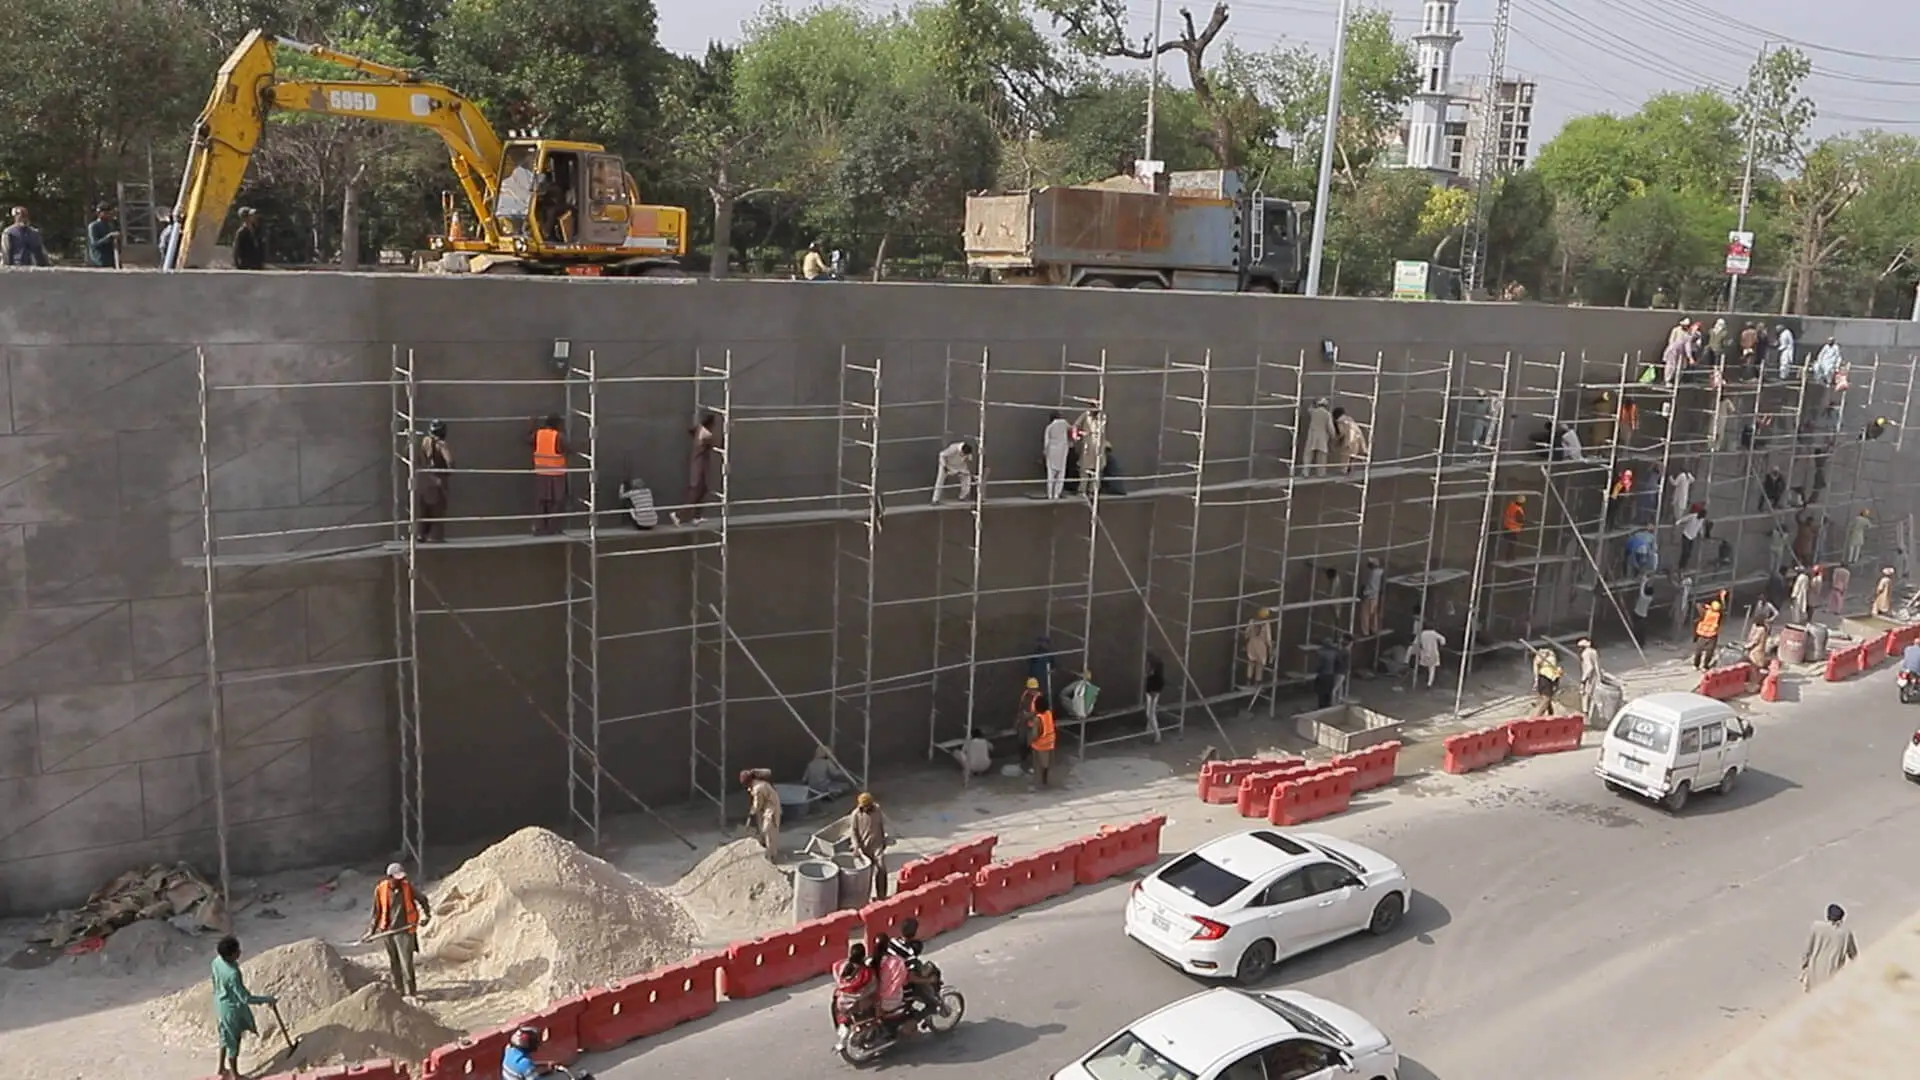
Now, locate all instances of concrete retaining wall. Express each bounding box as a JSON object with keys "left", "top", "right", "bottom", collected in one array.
[{"left": 1, "top": 268, "right": 1915, "bottom": 912}]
